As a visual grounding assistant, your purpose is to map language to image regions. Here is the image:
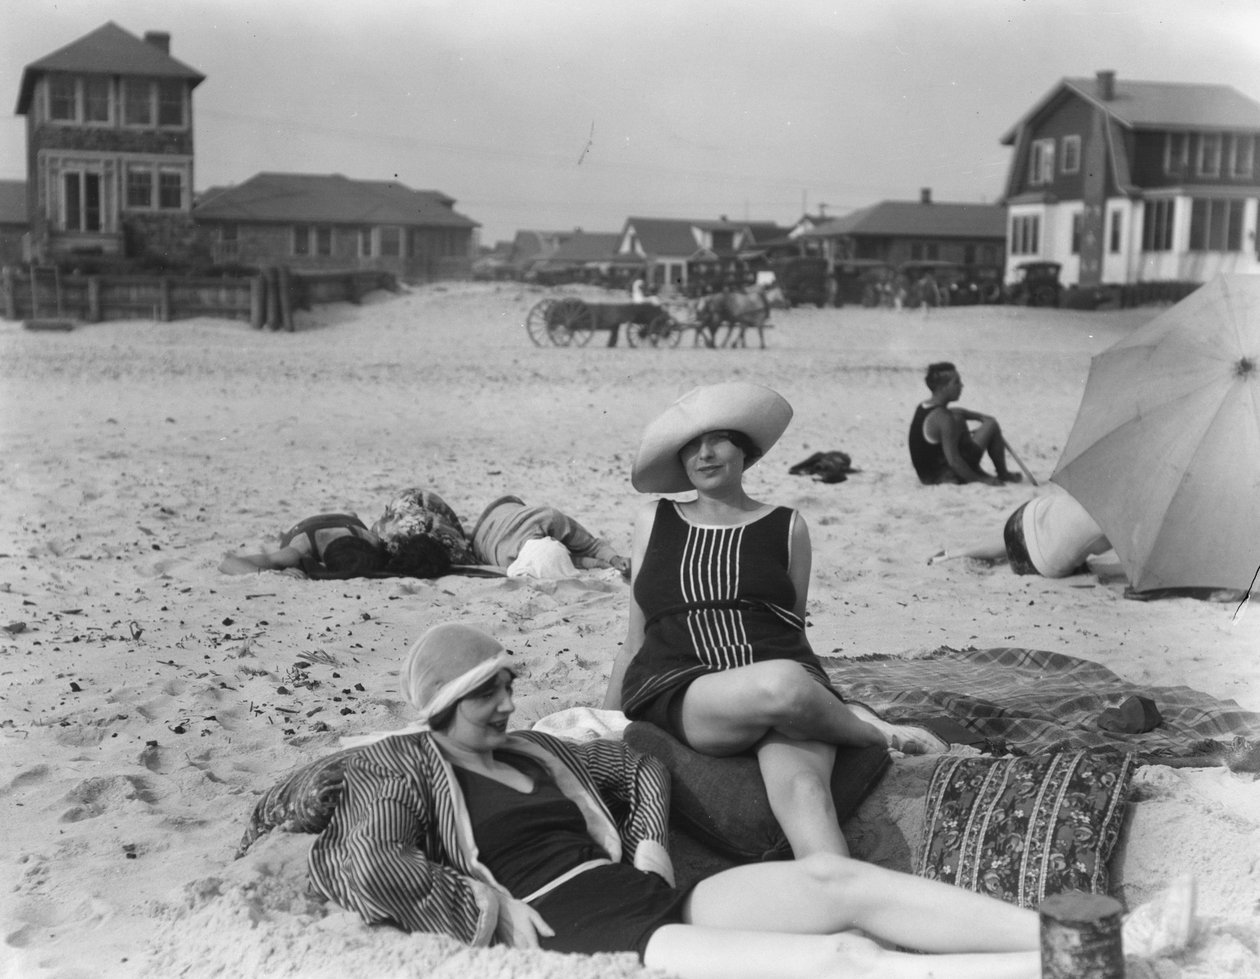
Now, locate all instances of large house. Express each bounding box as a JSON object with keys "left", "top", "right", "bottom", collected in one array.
[
  {"left": 999, "top": 71, "right": 1260, "bottom": 286},
  {"left": 796, "top": 189, "right": 1006, "bottom": 267},
  {"left": 193, "top": 172, "right": 478, "bottom": 281},
  {"left": 615, "top": 216, "right": 786, "bottom": 292},
  {"left": 14, "top": 22, "right": 204, "bottom": 262}
]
